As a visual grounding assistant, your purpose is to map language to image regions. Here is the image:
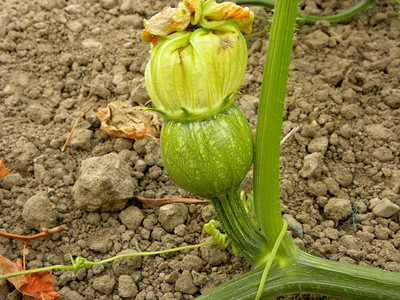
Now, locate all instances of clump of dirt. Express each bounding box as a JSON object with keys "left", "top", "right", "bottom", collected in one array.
[{"left": 0, "top": 0, "right": 399, "bottom": 299}]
